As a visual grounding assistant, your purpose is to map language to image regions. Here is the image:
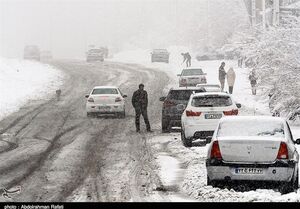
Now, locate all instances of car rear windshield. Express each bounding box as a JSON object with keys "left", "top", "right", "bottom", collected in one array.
[
  {"left": 153, "top": 49, "right": 167, "bottom": 53},
  {"left": 217, "top": 120, "right": 285, "bottom": 137},
  {"left": 167, "top": 90, "right": 205, "bottom": 101},
  {"left": 191, "top": 95, "right": 232, "bottom": 107},
  {"left": 92, "top": 88, "right": 118, "bottom": 95},
  {"left": 182, "top": 69, "right": 203, "bottom": 76}
]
